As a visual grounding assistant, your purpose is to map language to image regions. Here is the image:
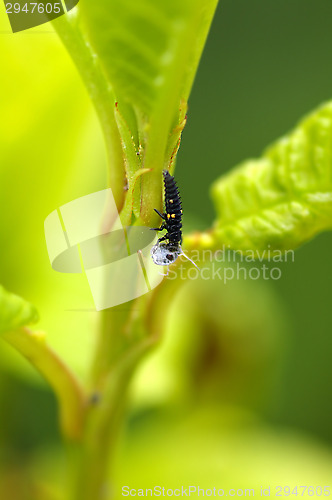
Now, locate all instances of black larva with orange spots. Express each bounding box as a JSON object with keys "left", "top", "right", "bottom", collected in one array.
[
  {"left": 156, "top": 170, "right": 182, "bottom": 246},
  {"left": 151, "top": 170, "right": 198, "bottom": 272}
]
